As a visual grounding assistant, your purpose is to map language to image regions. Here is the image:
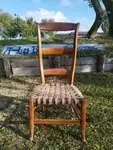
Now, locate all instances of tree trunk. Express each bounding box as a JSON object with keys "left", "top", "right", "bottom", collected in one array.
[
  {"left": 102, "top": 0, "right": 113, "bottom": 37},
  {"left": 86, "top": 0, "right": 105, "bottom": 38},
  {"left": 86, "top": 15, "right": 103, "bottom": 38}
]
